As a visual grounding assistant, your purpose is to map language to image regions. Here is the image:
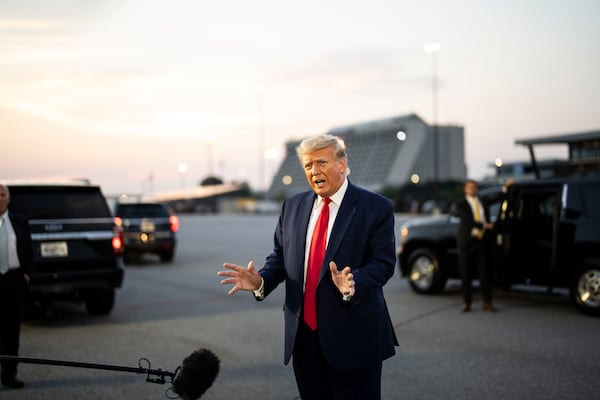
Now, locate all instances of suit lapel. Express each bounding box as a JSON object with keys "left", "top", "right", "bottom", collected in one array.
[
  {"left": 296, "top": 192, "right": 316, "bottom": 284},
  {"left": 318, "top": 183, "right": 358, "bottom": 282}
]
